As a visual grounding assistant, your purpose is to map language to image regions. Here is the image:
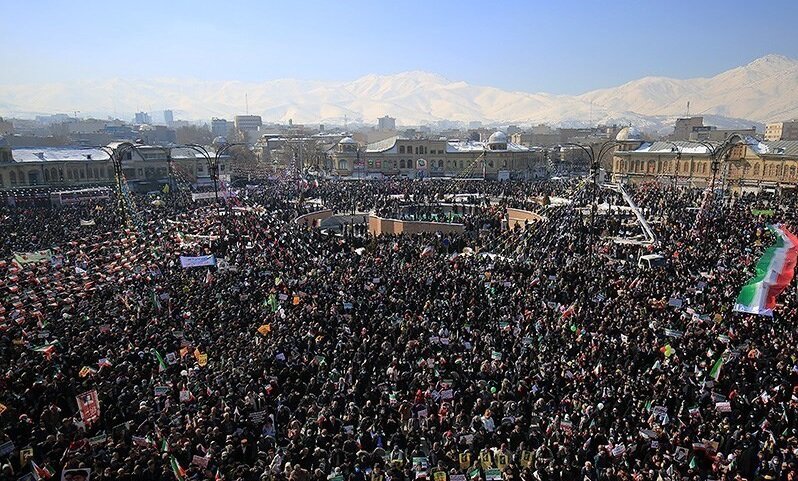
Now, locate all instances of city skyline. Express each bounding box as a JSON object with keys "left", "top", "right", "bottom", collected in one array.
[
  {"left": 1, "top": 0, "right": 797, "bottom": 95},
  {"left": 2, "top": 53, "right": 797, "bottom": 133}
]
